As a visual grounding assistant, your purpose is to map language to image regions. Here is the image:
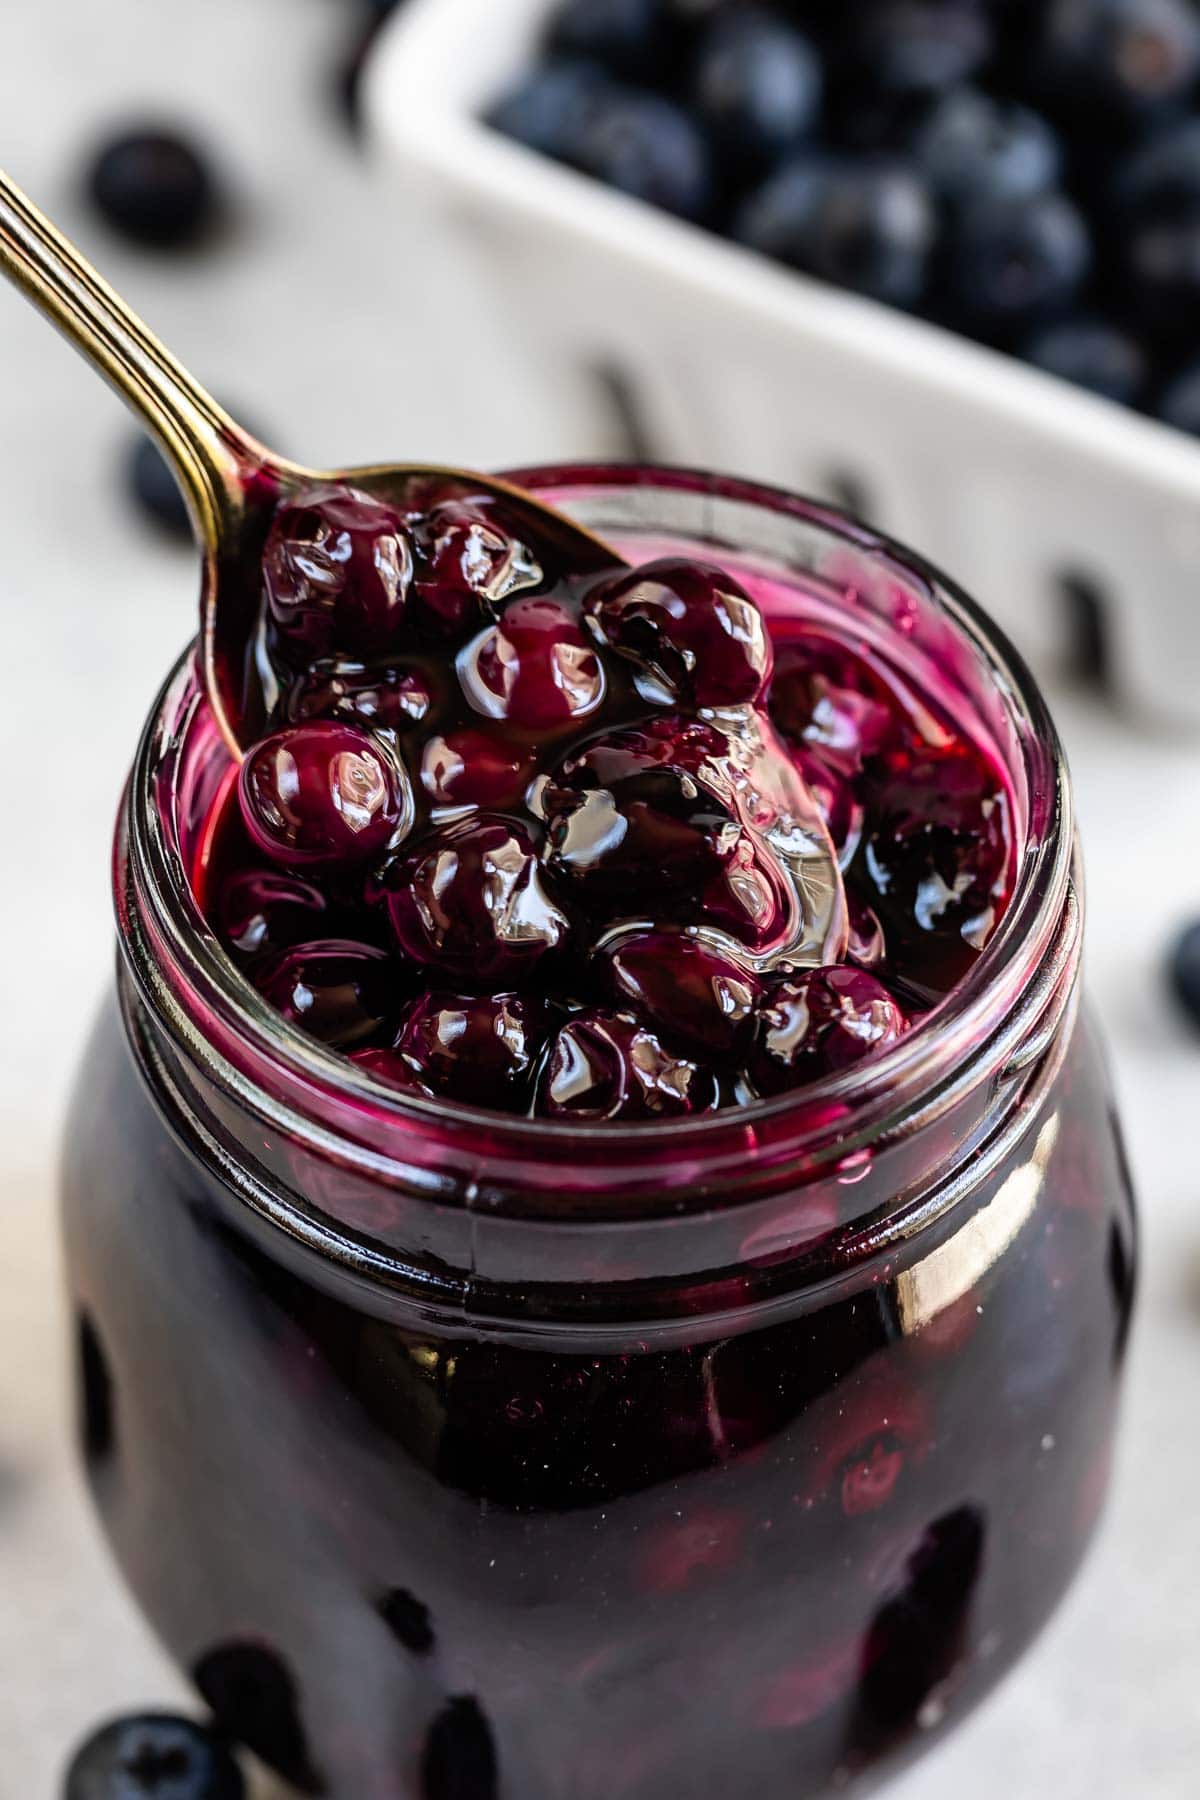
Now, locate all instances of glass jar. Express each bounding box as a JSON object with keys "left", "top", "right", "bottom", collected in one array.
[{"left": 62, "top": 468, "right": 1136, "bottom": 1800}]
